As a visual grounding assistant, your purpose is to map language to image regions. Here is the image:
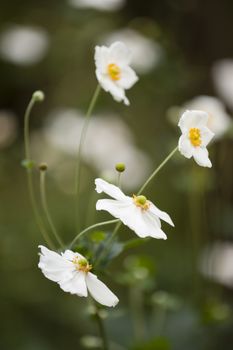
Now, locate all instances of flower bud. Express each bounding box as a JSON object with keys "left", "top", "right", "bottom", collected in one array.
[
  {"left": 39, "top": 162, "right": 48, "bottom": 171},
  {"left": 32, "top": 90, "right": 45, "bottom": 102},
  {"left": 115, "top": 162, "right": 126, "bottom": 173}
]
